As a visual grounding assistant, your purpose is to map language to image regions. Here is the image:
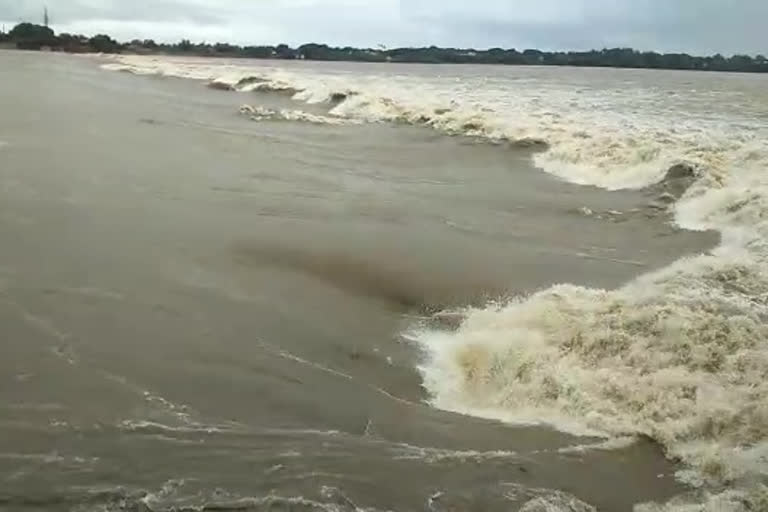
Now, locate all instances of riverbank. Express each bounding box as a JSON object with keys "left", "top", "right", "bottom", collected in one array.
[{"left": 3, "top": 22, "right": 768, "bottom": 72}]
